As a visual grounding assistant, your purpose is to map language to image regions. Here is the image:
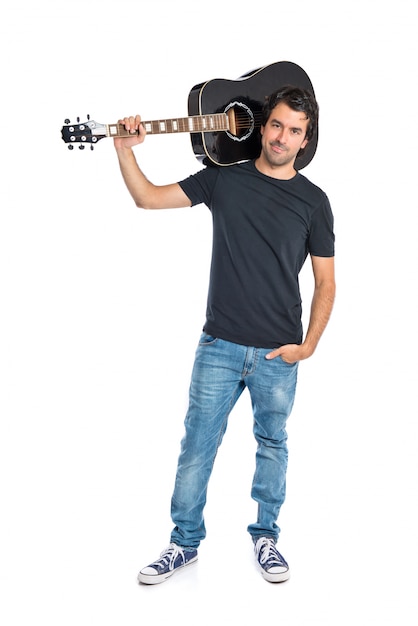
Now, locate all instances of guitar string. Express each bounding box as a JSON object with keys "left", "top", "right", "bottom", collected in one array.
[
  {"left": 113, "top": 112, "right": 263, "bottom": 136},
  {"left": 141, "top": 114, "right": 263, "bottom": 128}
]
